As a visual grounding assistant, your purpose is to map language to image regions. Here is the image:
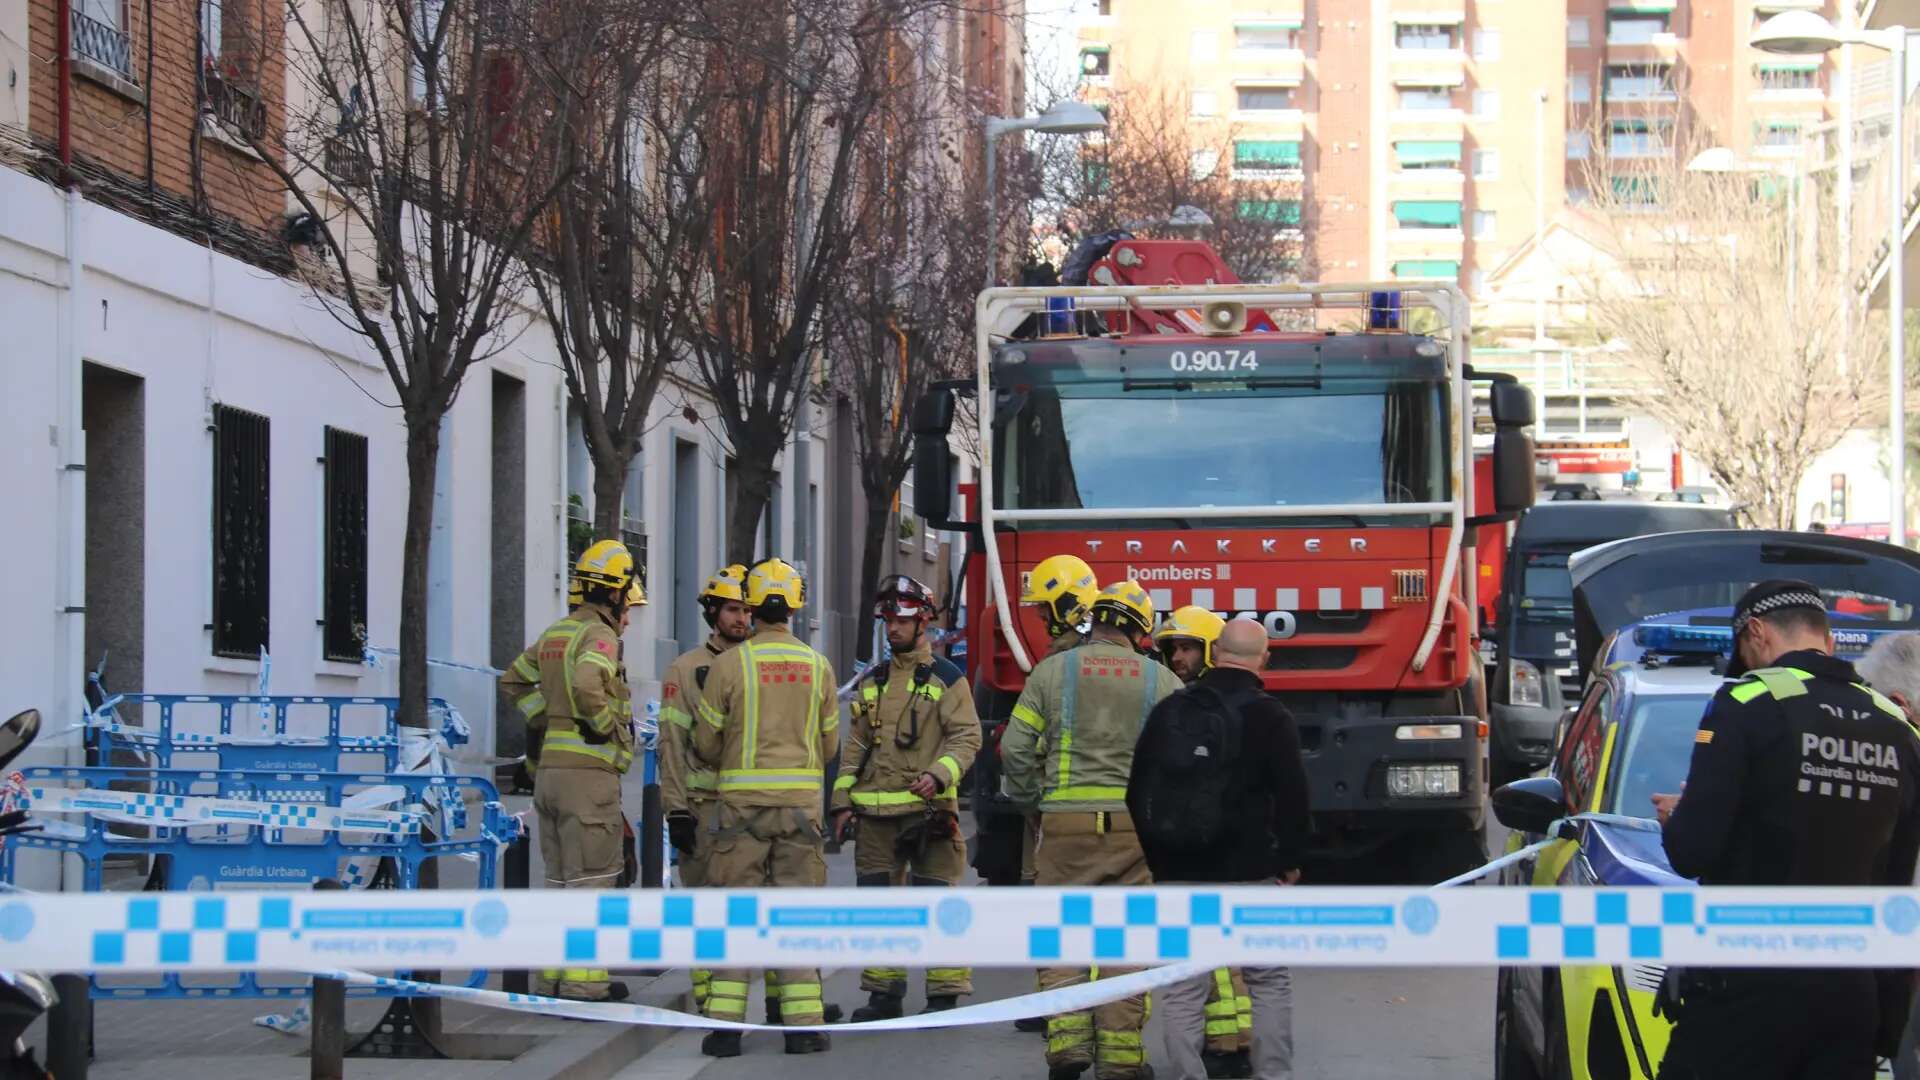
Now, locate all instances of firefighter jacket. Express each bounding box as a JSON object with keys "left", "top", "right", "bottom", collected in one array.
[
  {"left": 831, "top": 643, "right": 981, "bottom": 818},
  {"left": 1001, "top": 638, "right": 1179, "bottom": 814},
  {"left": 500, "top": 603, "right": 635, "bottom": 775},
  {"left": 659, "top": 637, "right": 731, "bottom": 815},
  {"left": 694, "top": 624, "right": 840, "bottom": 812},
  {"left": 1664, "top": 649, "right": 1920, "bottom": 887}
]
